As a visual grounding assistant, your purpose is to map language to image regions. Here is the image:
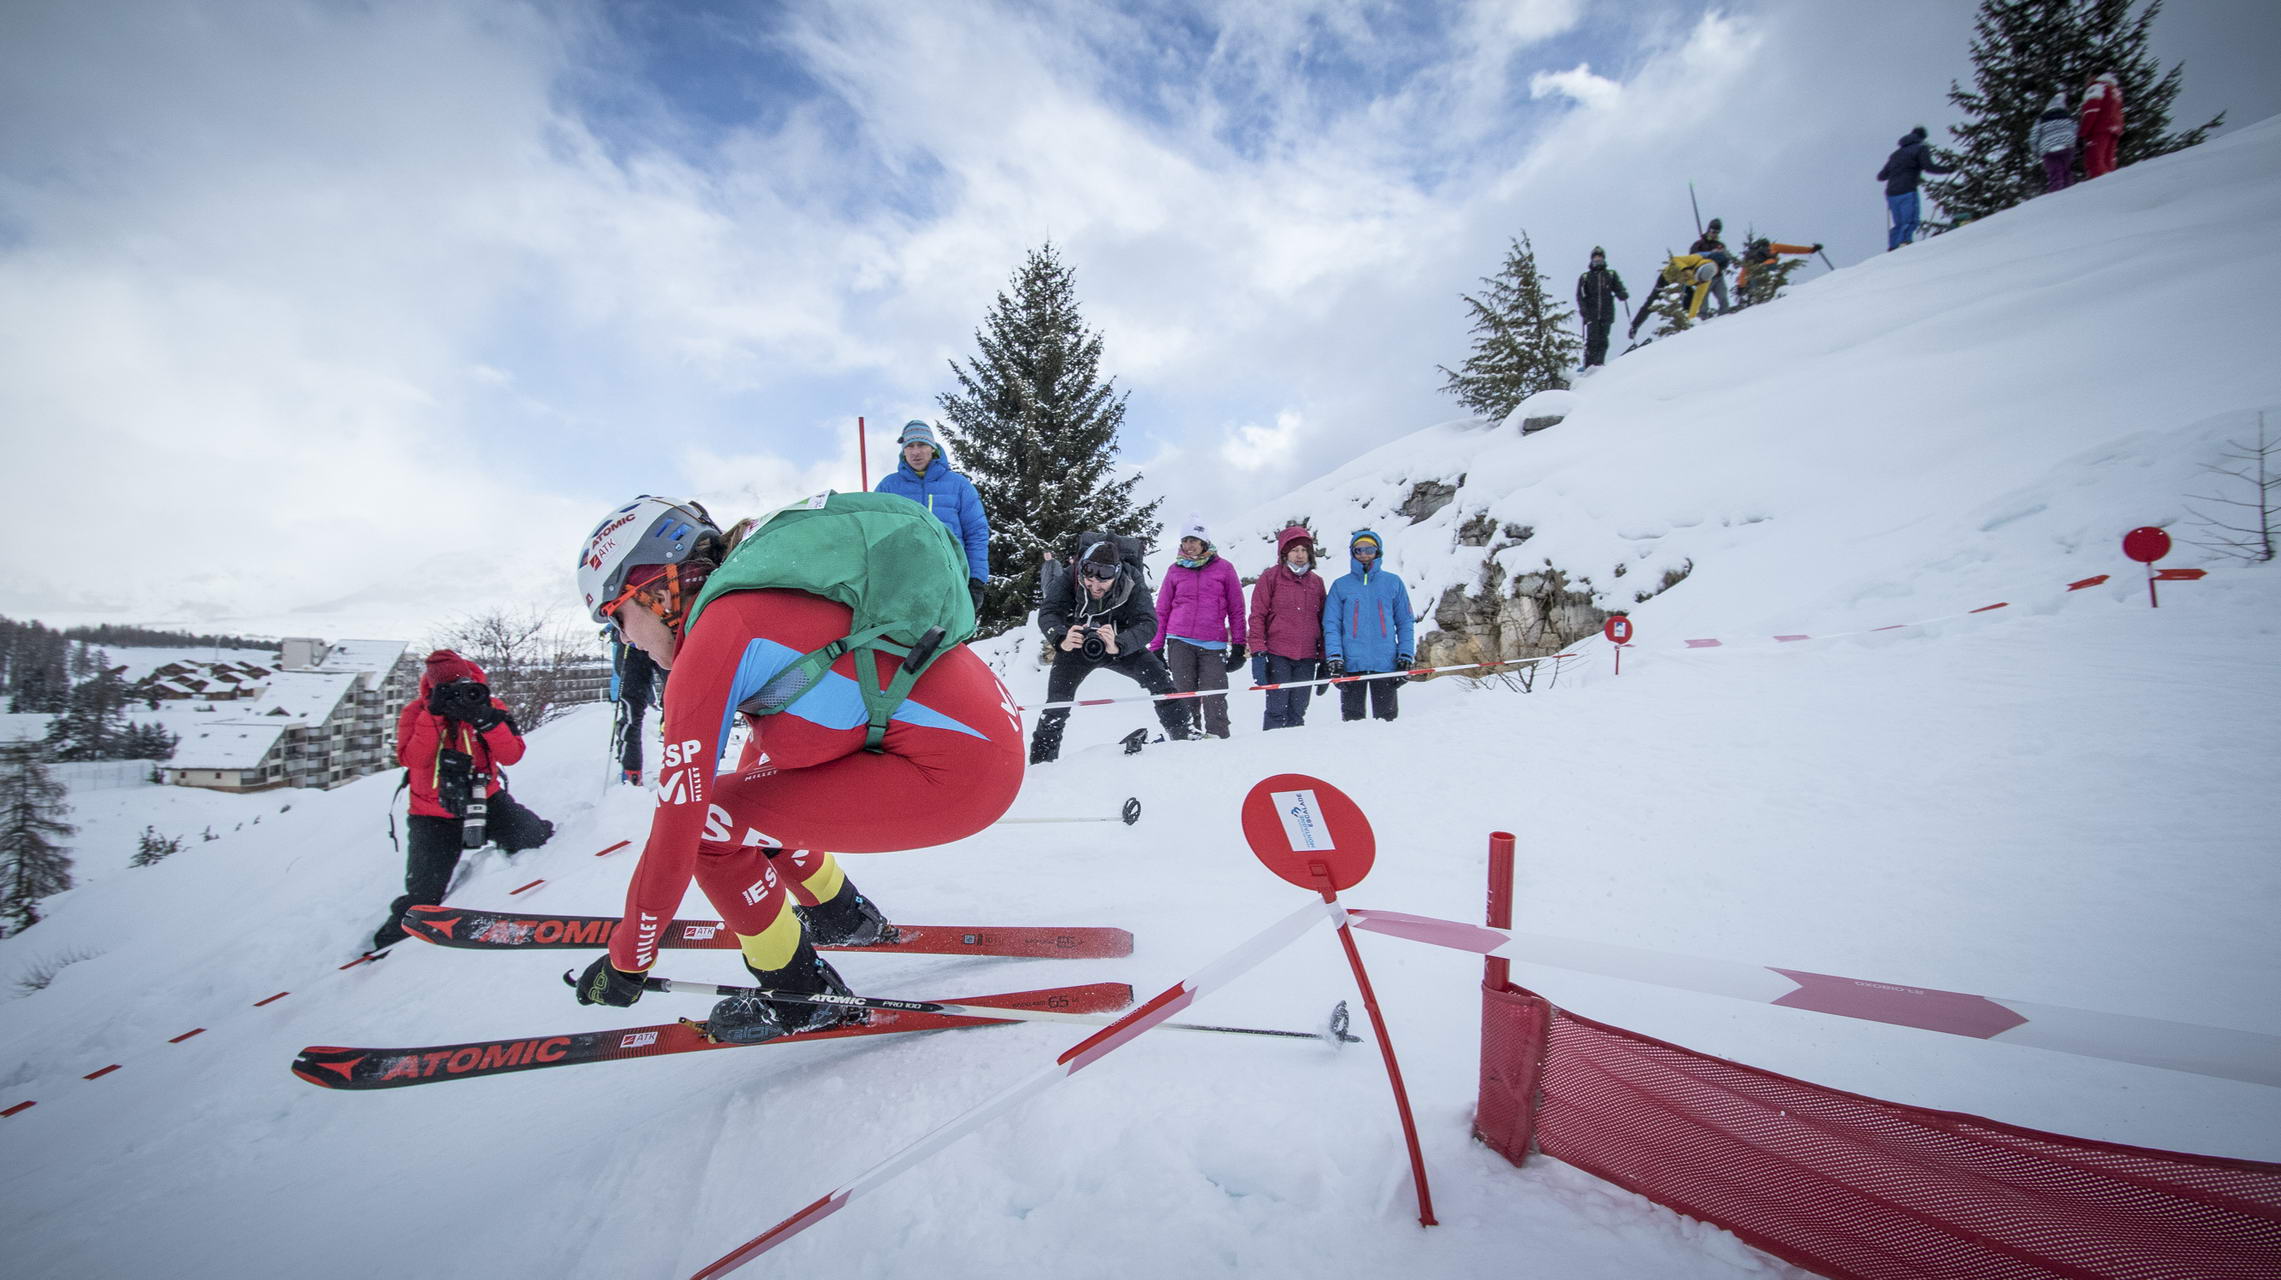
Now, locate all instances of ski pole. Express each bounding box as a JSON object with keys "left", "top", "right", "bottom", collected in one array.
[
  {"left": 1816, "top": 248, "right": 1835, "bottom": 272},
  {"left": 614, "top": 972, "right": 1360, "bottom": 1044},
  {"left": 994, "top": 797, "right": 1142, "bottom": 826}
]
